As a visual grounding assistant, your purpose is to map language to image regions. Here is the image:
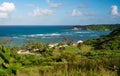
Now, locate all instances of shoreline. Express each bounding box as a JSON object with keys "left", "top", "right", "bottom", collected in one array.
[{"left": 17, "top": 40, "right": 83, "bottom": 54}]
